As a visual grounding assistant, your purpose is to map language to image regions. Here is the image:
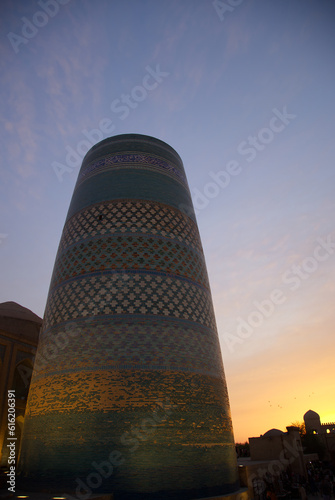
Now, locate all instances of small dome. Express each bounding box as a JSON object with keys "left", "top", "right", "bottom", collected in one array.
[
  {"left": 304, "top": 410, "right": 320, "bottom": 420},
  {"left": 263, "top": 428, "right": 285, "bottom": 437}
]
